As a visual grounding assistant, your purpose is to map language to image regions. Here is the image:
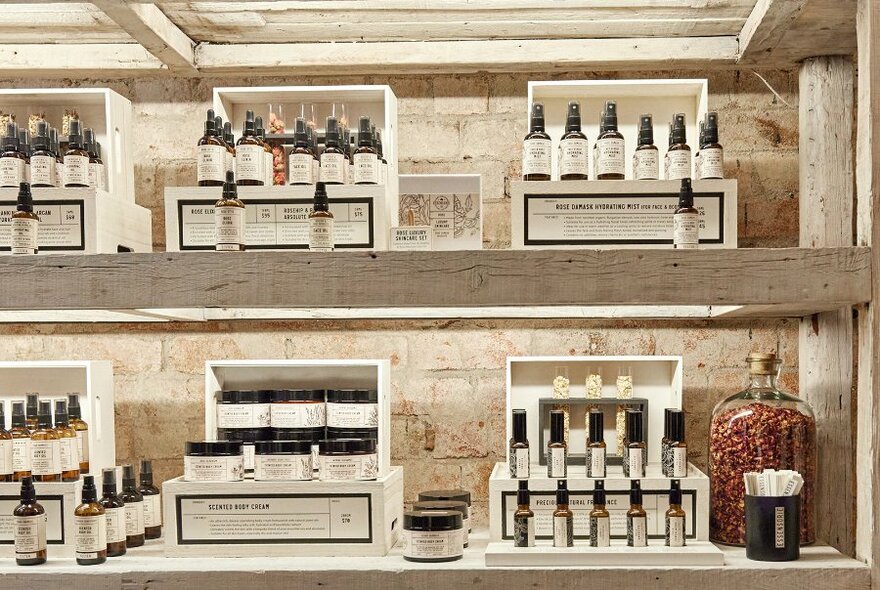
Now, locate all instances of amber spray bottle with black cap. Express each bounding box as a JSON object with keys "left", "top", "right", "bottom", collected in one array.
[
  {"left": 0, "top": 121, "right": 25, "bottom": 188},
  {"left": 513, "top": 479, "right": 535, "bottom": 547},
  {"left": 215, "top": 170, "right": 245, "bottom": 252},
  {"left": 68, "top": 394, "right": 89, "bottom": 474},
  {"left": 138, "top": 459, "right": 162, "bottom": 539},
  {"left": 14, "top": 476, "right": 46, "bottom": 565},
  {"left": 624, "top": 410, "right": 646, "bottom": 479},
  {"left": 288, "top": 117, "right": 313, "bottom": 185},
  {"left": 0, "top": 403, "right": 12, "bottom": 481},
  {"left": 100, "top": 468, "right": 126, "bottom": 556},
  {"left": 670, "top": 410, "right": 688, "bottom": 477},
  {"left": 547, "top": 409, "right": 567, "bottom": 478},
  {"left": 74, "top": 475, "right": 106, "bottom": 565},
  {"left": 662, "top": 408, "right": 674, "bottom": 477},
  {"left": 11, "top": 182, "right": 39, "bottom": 255},
  {"left": 699, "top": 111, "right": 724, "bottom": 179},
  {"left": 64, "top": 119, "right": 90, "bottom": 188},
  {"left": 596, "top": 101, "right": 625, "bottom": 180},
  {"left": 10, "top": 402, "right": 31, "bottom": 481},
  {"left": 52, "top": 399, "right": 80, "bottom": 482},
  {"left": 308, "top": 181, "right": 334, "bottom": 252},
  {"left": 353, "top": 115, "right": 379, "bottom": 185},
  {"left": 633, "top": 114, "right": 659, "bottom": 180},
  {"left": 667, "top": 113, "right": 692, "bottom": 181},
  {"left": 558, "top": 101, "right": 588, "bottom": 180},
  {"left": 665, "top": 479, "right": 686, "bottom": 547},
  {"left": 30, "top": 121, "right": 55, "bottom": 188},
  {"left": 25, "top": 393, "right": 38, "bottom": 431},
  {"left": 586, "top": 409, "right": 606, "bottom": 478},
  {"left": 235, "top": 110, "right": 264, "bottom": 186},
  {"left": 627, "top": 479, "right": 648, "bottom": 547},
  {"left": 553, "top": 479, "right": 573, "bottom": 548},
  {"left": 50, "top": 127, "right": 63, "bottom": 188},
  {"left": 120, "top": 464, "right": 145, "bottom": 548},
  {"left": 30, "top": 401, "right": 60, "bottom": 482},
  {"left": 673, "top": 178, "right": 699, "bottom": 250},
  {"left": 590, "top": 479, "right": 611, "bottom": 547},
  {"left": 320, "top": 117, "right": 346, "bottom": 185},
  {"left": 509, "top": 409, "right": 529, "bottom": 479},
  {"left": 522, "top": 103, "right": 551, "bottom": 181}
]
